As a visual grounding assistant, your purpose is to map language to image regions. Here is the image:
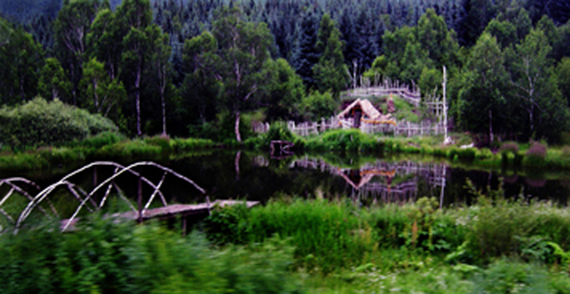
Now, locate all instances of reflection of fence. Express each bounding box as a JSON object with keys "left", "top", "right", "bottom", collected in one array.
[
  {"left": 291, "top": 156, "right": 447, "bottom": 204},
  {"left": 358, "top": 181, "right": 418, "bottom": 203}
]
